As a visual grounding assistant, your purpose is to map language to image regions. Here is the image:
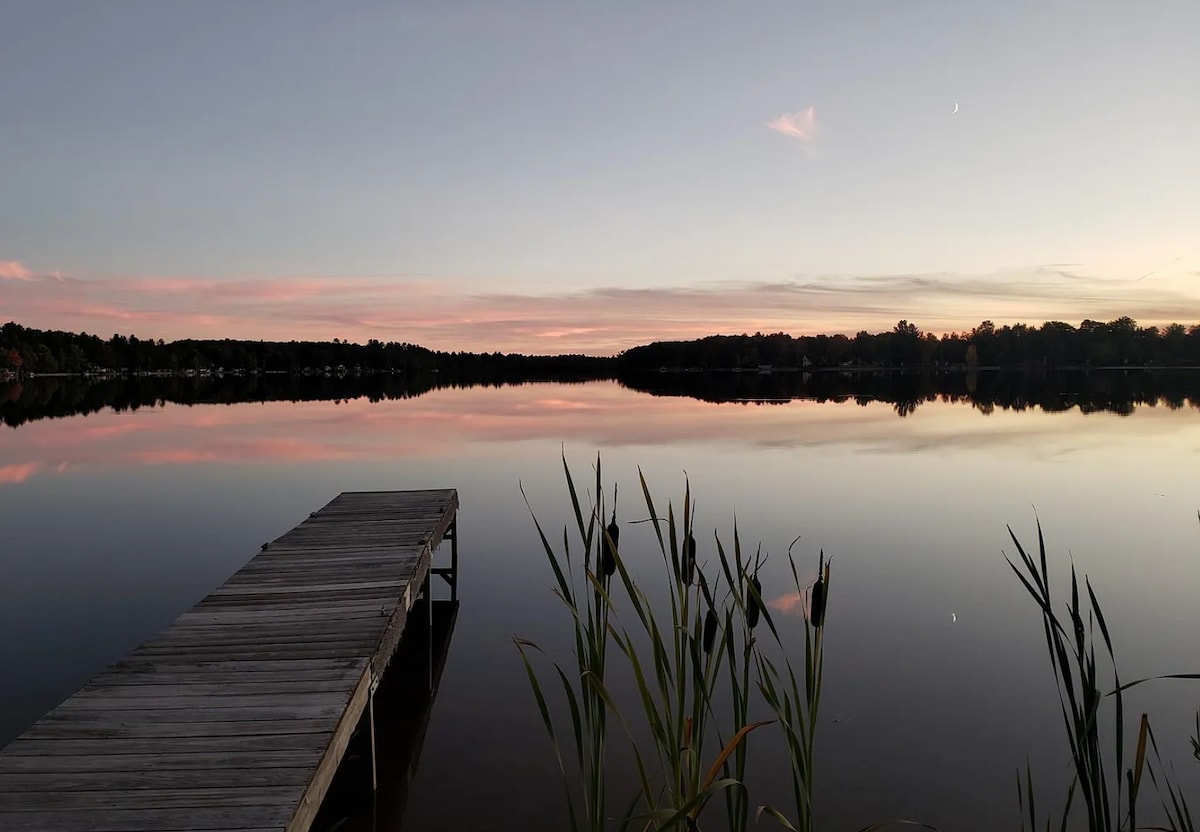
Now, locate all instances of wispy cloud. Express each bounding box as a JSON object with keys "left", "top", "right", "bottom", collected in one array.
[
  {"left": 0, "top": 260, "right": 33, "bottom": 281},
  {"left": 0, "top": 462, "right": 41, "bottom": 485},
  {"left": 3, "top": 263, "right": 1199, "bottom": 354},
  {"left": 766, "top": 106, "right": 819, "bottom": 148}
]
